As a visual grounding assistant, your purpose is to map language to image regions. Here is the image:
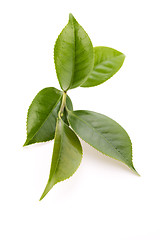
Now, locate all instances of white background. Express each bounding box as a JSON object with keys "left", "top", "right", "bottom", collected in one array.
[{"left": 0, "top": 0, "right": 160, "bottom": 239}]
